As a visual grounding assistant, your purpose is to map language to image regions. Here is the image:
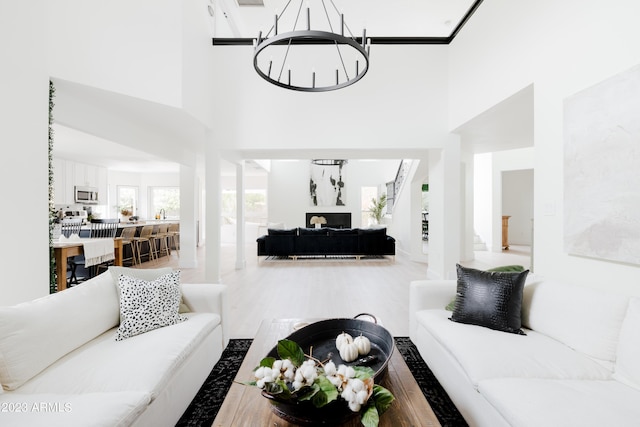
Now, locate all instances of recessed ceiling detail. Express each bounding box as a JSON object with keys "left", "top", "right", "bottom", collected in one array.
[
  {"left": 214, "top": 0, "right": 483, "bottom": 42},
  {"left": 237, "top": 0, "right": 264, "bottom": 5}
]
